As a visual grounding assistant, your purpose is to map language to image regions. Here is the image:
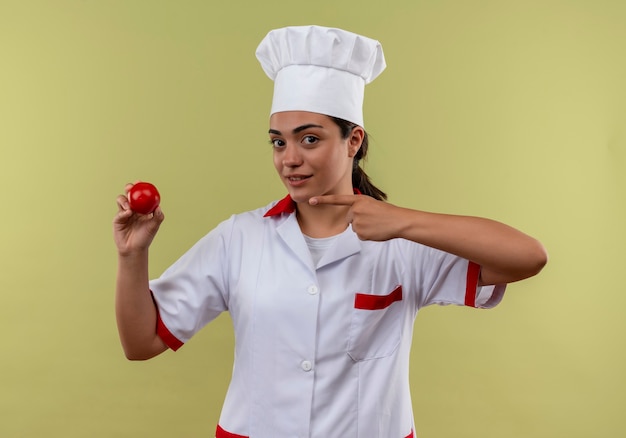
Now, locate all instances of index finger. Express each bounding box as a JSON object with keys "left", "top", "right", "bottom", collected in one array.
[{"left": 309, "top": 194, "right": 358, "bottom": 206}]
